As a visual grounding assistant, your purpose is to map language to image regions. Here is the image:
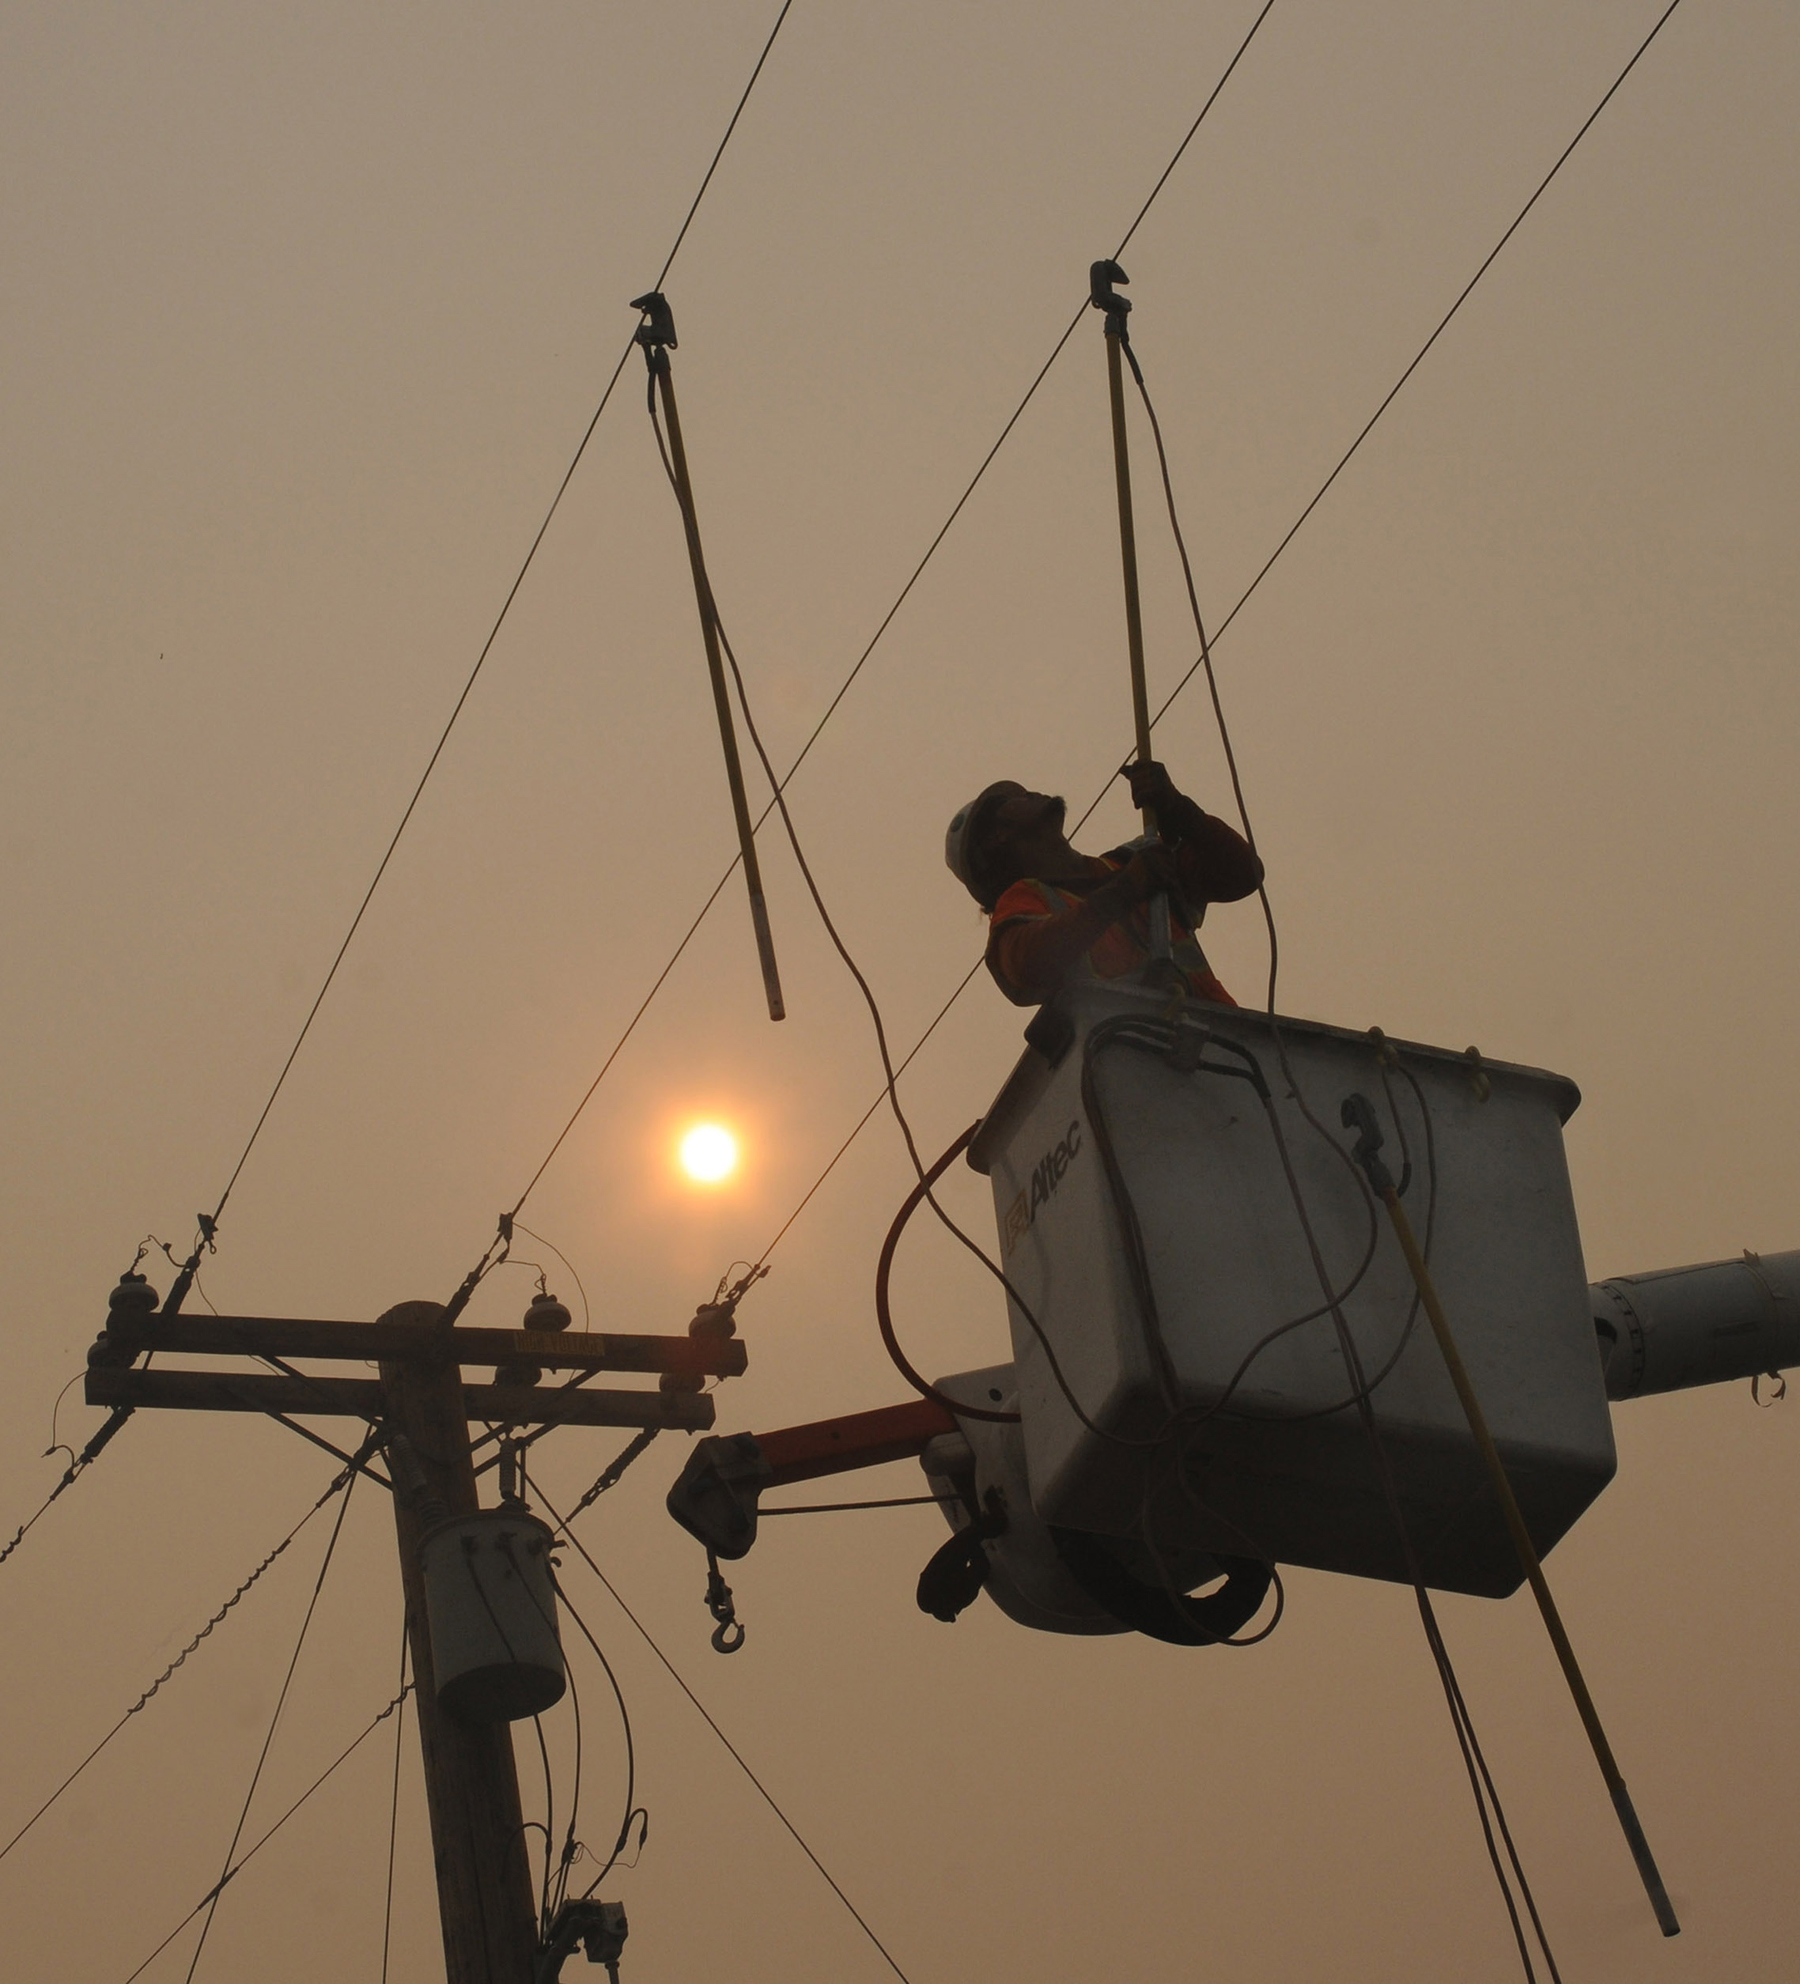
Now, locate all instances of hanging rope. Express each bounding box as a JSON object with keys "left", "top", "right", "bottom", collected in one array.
[{"left": 636, "top": 297, "right": 787, "bottom": 1021}]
